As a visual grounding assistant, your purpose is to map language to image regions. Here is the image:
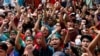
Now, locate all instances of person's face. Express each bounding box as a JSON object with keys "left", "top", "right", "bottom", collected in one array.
[
  {"left": 0, "top": 49, "right": 7, "bottom": 56},
  {"left": 42, "top": 28, "right": 49, "bottom": 37},
  {"left": 74, "top": 24, "right": 79, "bottom": 29},
  {"left": 36, "top": 37, "right": 43, "bottom": 45},
  {"left": 25, "top": 40, "right": 33, "bottom": 45},
  {"left": 54, "top": 23, "right": 60, "bottom": 29},
  {"left": 68, "top": 7, "right": 73, "bottom": 12},
  {"left": 81, "top": 20, "right": 86, "bottom": 25},
  {"left": 50, "top": 36, "right": 61, "bottom": 49},
  {"left": 57, "top": 12, "right": 62, "bottom": 18},
  {"left": 48, "top": 19, "right": 53, "bottom": 25},
  {"left": 7, "top": 12, "right": 13, "bottom": 19},
  {"left": 90, "top": 10, "right": 94, "bottom": 15},
  {"left": 88, "top": 15, "right": 92, "bottom": 20},
  {"left": 65, "top": 48, "right": 72, "bottom": 54},
  {"left": 81, "top": 38, "right": 91, "bottom": 47},
  {"left": 25, "top": 30, "right": 31, "bottom": 37},
  {"left": 10, "top": 33, "right": 17, "bottom": 39},
  {"left": 76, "top": 9, "right": 80, "bottom": 14},
  {"left": 6, "top": 41, "right": 13, "bottom": 52},
  {"left": 66, "top": 22, "right": 73, "bottom": 28},
  {"left": 60, "top": 29, "right": 66, "bottom": 36},
  {"left": 27, "top": 9, "right": 32, "bottom": 13},
  {"left": 54, "top": 1, "right": 61, "bottom": 9}
]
